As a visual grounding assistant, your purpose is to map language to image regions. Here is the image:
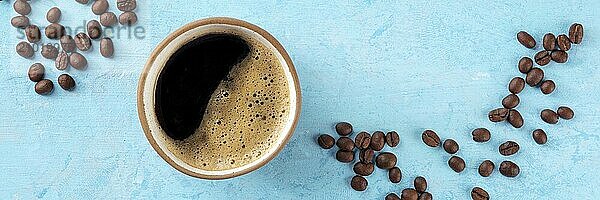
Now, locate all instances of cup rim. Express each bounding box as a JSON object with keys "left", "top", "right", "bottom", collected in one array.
[{"left": 137, "top": 17, "right": 302, "bottom": 180}]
